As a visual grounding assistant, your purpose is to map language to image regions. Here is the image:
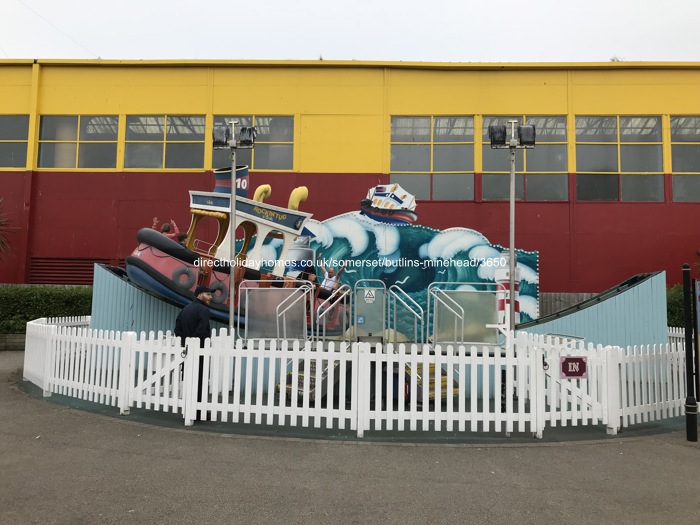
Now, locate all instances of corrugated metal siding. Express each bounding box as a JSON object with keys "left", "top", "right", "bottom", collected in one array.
[
  {"left": 540, "top": 293, "right": 595, "bottom": 317},
  {"left": 90, "top": 264, "right": 225, "bottom": 335},
  {"left": 30, "top": 258, "right": 125, "bottom": 284},
  {"left": 522, "top": 272, "right": 668, "bottom": 347},
  {"left": 30, "top": 258, "right": 107, "bottom": 284}
]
